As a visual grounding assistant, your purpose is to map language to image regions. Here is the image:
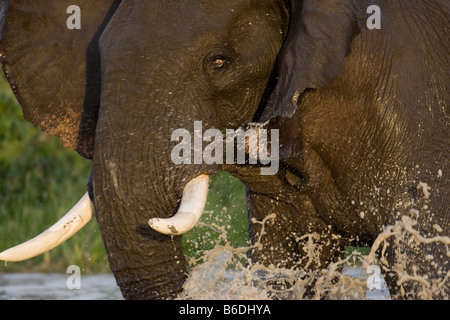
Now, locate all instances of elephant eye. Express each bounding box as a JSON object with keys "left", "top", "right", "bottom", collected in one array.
[{"left": 212, "top": 56, "right": 227, "bottom": 69}]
